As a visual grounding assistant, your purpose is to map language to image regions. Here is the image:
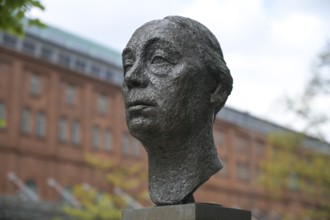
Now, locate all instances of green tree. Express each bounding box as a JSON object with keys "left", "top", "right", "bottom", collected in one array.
[
  {"left": 259, "top": 43, "right": 330, "bottom": 219},
  {"left": 0, "top": 0, "right": 46, "bottom": 36},
  {"left": 284, "top": 42, "right": 329, "bottom": 141},
  {"left": 62, "top": 154, "right": 149, "bottom": 220},
  {"left": 259, "top": 133, "right": 330, "bottom": 219}
]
